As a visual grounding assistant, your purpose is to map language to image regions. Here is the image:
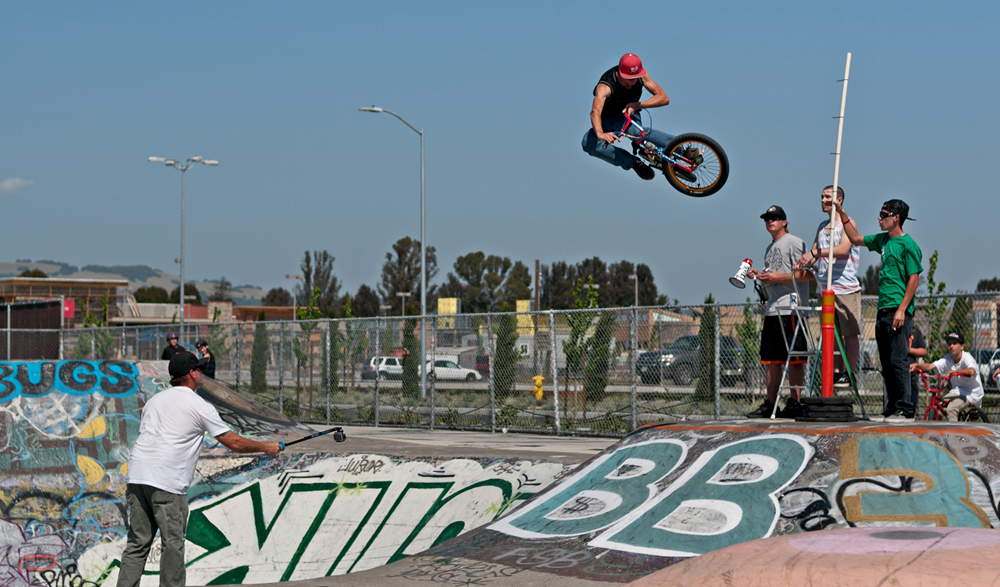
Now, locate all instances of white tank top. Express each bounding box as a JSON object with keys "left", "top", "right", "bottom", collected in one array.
[{"left": 816, "top": 219, "right": 861, "bottom": 294}]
